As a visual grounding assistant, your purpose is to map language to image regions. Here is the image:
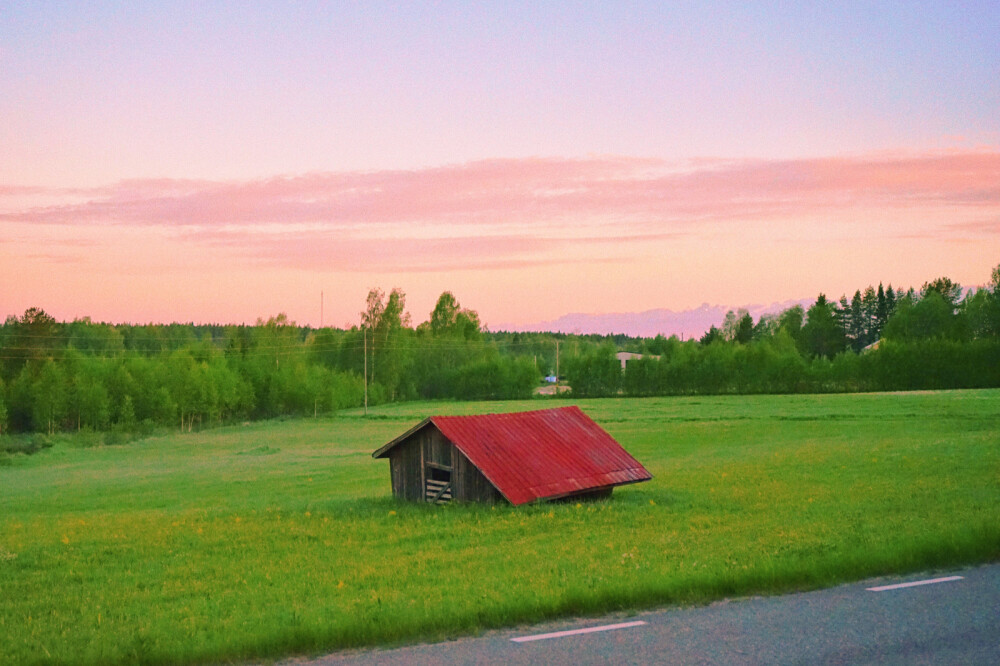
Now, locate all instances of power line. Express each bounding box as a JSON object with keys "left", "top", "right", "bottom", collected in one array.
[
  {"left": 0, "top": 335, "right": 562, "bottom": 353},
  {"left": 0, "top": 338, "right": 569, "bottom": 363}
]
